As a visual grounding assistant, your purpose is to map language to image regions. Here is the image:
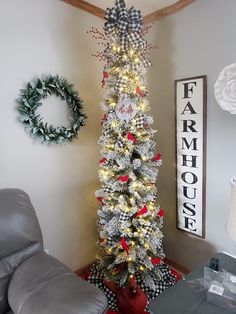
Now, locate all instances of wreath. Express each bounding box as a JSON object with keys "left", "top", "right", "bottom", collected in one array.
[{"left": 18, "top": 75, "right": 87, "bottom": 144}]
